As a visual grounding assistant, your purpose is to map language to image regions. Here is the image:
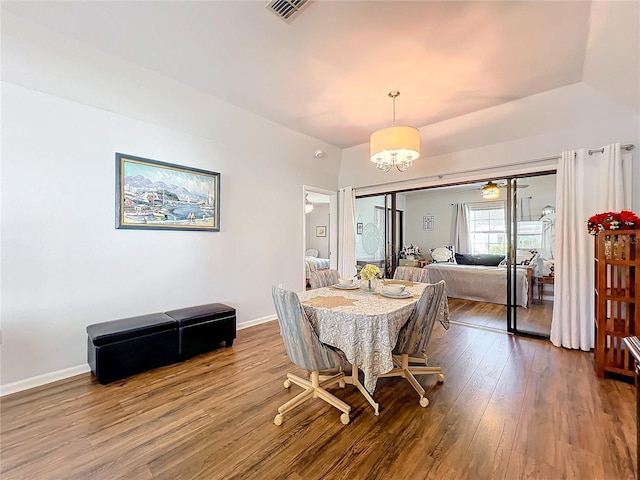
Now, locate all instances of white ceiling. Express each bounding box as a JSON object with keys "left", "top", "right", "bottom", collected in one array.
[{"left": 3, "top": 1, "right": 596, "bottom": 149}]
